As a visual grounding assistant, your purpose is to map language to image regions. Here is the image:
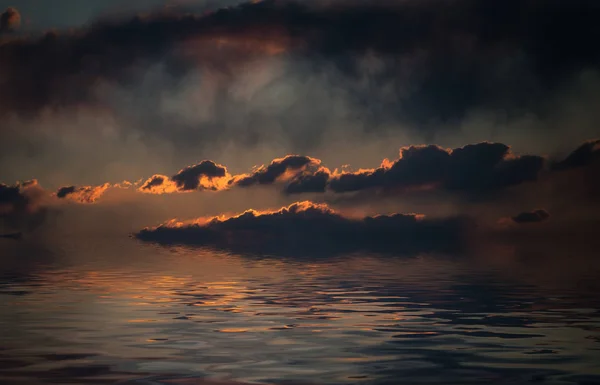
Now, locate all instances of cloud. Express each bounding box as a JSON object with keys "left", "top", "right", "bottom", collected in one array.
[
  {"left": 55, "top": 184, "right": 111, "bottom": 203},
  {"left": 1, "top": 0, "right": 599, "bottom": 140},
  {"left": 552, "top": 139, "right": 600, "bottom": 171},
  {"left": 0, "top": 7, "right": 20, "bottom": 34},
  {"left": 135, "top": 201, "right": 472, "bottom": 256},
  {"left": 231, "top": 155, "right": 323, "bottom": 187},
  {"left": 136, "top": 155, "right": 325, "bottom": 195},
  {"left": 56, "top": 186, "right": 77, "bottom": 198},
  {"left": 130, "top": 142, "right": 544, "bottom": 199},
  {"left": 511, "top": 209, "right": 550, "bottom": 224},
  {"left": 2, "top": 0, "right": 600, "bottom": 195},
  {"left": 284, "top": 168, "right": 331, "bottom": 194},
  {"left": 0, "top": 180, "right": 48, "bottom": 232},
  {"left": 328, "top": 142, "right": 544, "bottom": 195},
  {"left": 31, "top": 138, "right": 600, "bottom": 209},
  {"left": 140, "top": 175, "right": 171, "bottom": 193},
  {"left": 171, "top": 160, "right": 228, "bottom": 191},
  {"left": 139, "top": 160, "right": 230, "bottom": 194}
]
